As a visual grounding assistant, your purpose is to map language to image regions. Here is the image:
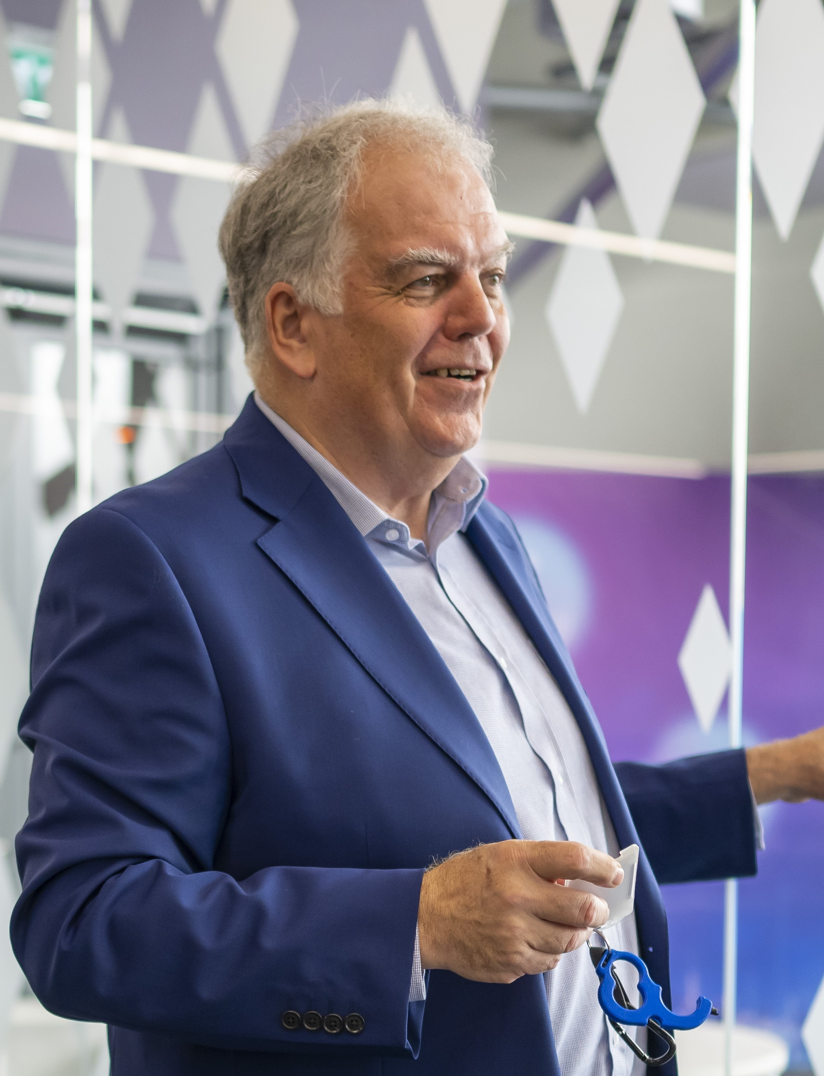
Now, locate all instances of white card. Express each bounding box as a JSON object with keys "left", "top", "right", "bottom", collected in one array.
[{"left": 566, "top": 844, "right": 638, "bottom": 929}]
